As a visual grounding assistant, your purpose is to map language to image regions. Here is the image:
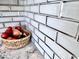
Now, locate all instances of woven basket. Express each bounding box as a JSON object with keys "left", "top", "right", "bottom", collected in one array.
[{"left": 2, "top": 30, "right": 31, "bottom": 49}]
